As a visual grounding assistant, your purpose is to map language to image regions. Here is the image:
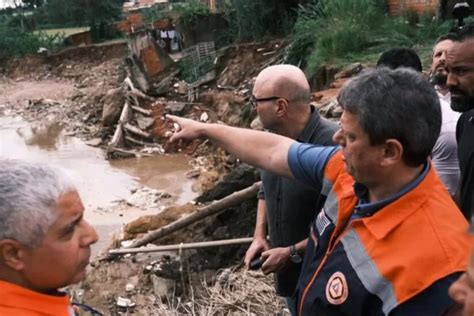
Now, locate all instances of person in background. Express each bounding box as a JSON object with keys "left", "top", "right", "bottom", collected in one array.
[
  {"left": 447, "top": 23, "right": 474, "bottom": 316},
  {"left": 376, "top": 47, "right": 422, "bottom": 72},
  {"left": 429, "top": 34, "right": 462, "bottom": 197},
  {"left": 430, "top": 34, "right": 456, "bottom": 101},
  {"left": 377, "top": 46, "right": 461, "bottom": 196},
  {"left": 446, "top": 24, "right": 474, "bottom": 221}
]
